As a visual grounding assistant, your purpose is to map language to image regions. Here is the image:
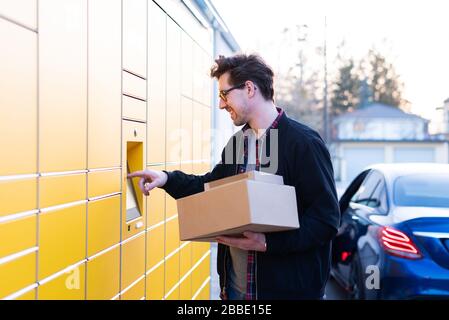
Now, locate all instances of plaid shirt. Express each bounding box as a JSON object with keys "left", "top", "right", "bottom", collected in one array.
[{"left": 237, "top": 107, "right": 284, "bottom": 300}]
